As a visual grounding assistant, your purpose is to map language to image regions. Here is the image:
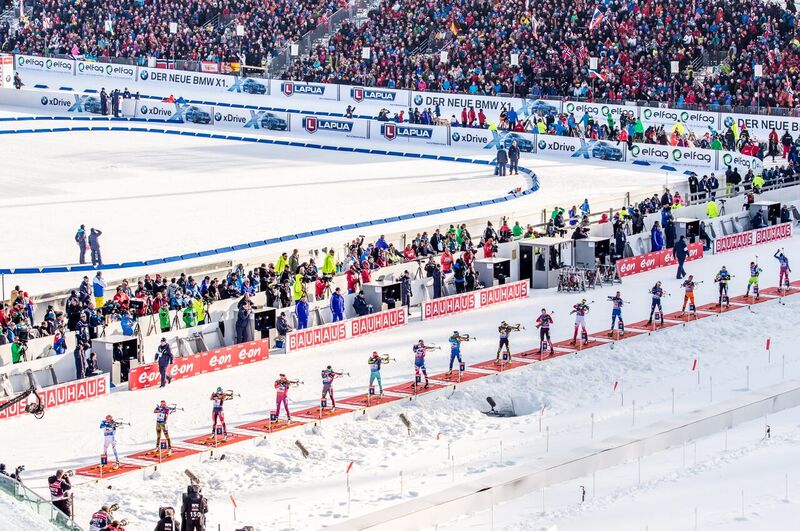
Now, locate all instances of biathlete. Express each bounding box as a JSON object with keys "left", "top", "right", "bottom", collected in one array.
[
  {"left": 321, "top": 365, "right": 344, "bottom": 409},
  {"left": 570, "top": 299, "right": 590, "bottom": 345},
  {"left": 100, "top": 414, "right": 121, "bottom": 469},
  {"left": 368, "top": 352, "right": 390, "bottom": 395},
  {"left": 775, "top": 249, "right": 791, "bottom": 289},
  {"left": 496, "top": 321, "right": 521, "bottom": 362},
  {"left": 274, "top": 373, "right": 298, "bottom": 422},
  {"left": 210, "top": 387, "right": 234, "bottom": 440},
  {"left": 714, "top": 266, "right": 732, "bottom": 307},
  {"left": 680, "top": 275, "right": 699, "bottom": 316},
  {"left": 607, "top": 291, "right": 625, "bottom": 336},
  {"left": 413, "top": 340, "right": 438, "bottom": 388},
  {"left": 448, "top": 331, "right": 471, "bottom": 374},
  {"left": 745, "top": 260, "right": 763, "bottom": 299},
  {"left": 647, "top": 282, "right": 666, "bottom": 326},
  {"left": 153, "top": 400, "right": 176, "bottom": 455},
  {"left": 535, "top": 309, "right": 554, "bottom": 356}
]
